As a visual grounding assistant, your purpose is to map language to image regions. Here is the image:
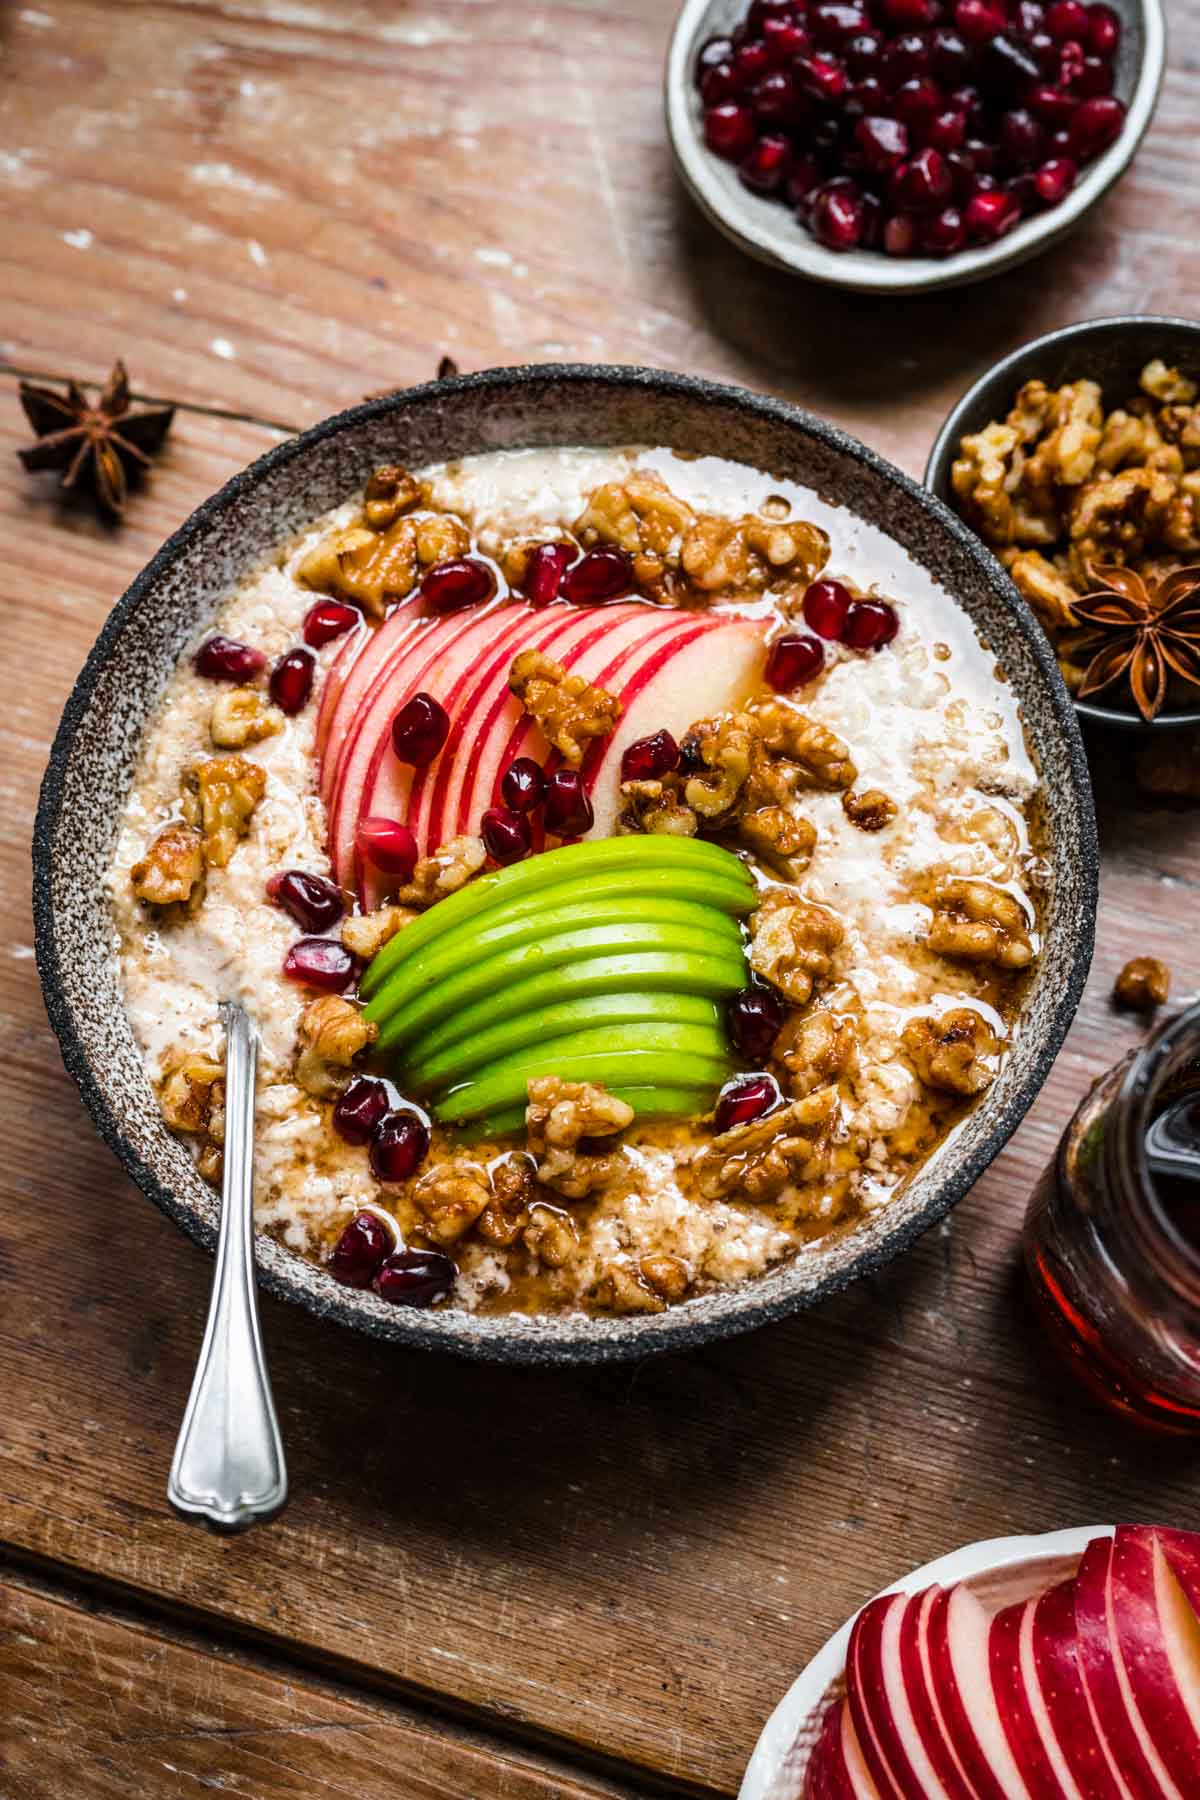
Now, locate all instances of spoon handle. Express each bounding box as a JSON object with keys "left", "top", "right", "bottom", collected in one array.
[{"left": 168, "top": 1002, "right": 287, "bottom": 1532}]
